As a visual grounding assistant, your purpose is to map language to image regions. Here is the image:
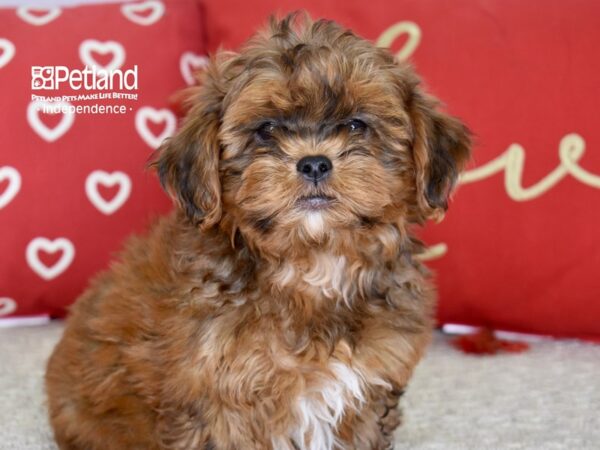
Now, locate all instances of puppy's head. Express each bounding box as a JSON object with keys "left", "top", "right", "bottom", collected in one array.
[{"left": 155, "top": 14, "right": 470, "bottom": 255}]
